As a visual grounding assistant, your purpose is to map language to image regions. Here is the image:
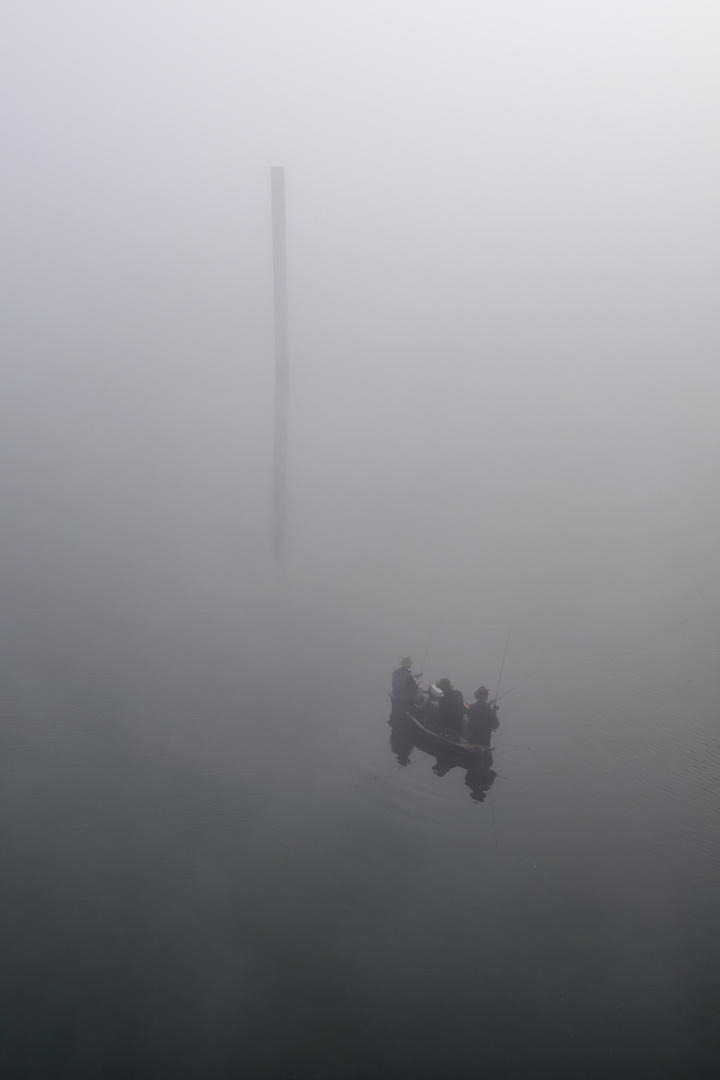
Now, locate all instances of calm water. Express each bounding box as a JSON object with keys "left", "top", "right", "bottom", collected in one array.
[{"left": 2, "top": 596, "right": 719, "bottom": 1078}]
